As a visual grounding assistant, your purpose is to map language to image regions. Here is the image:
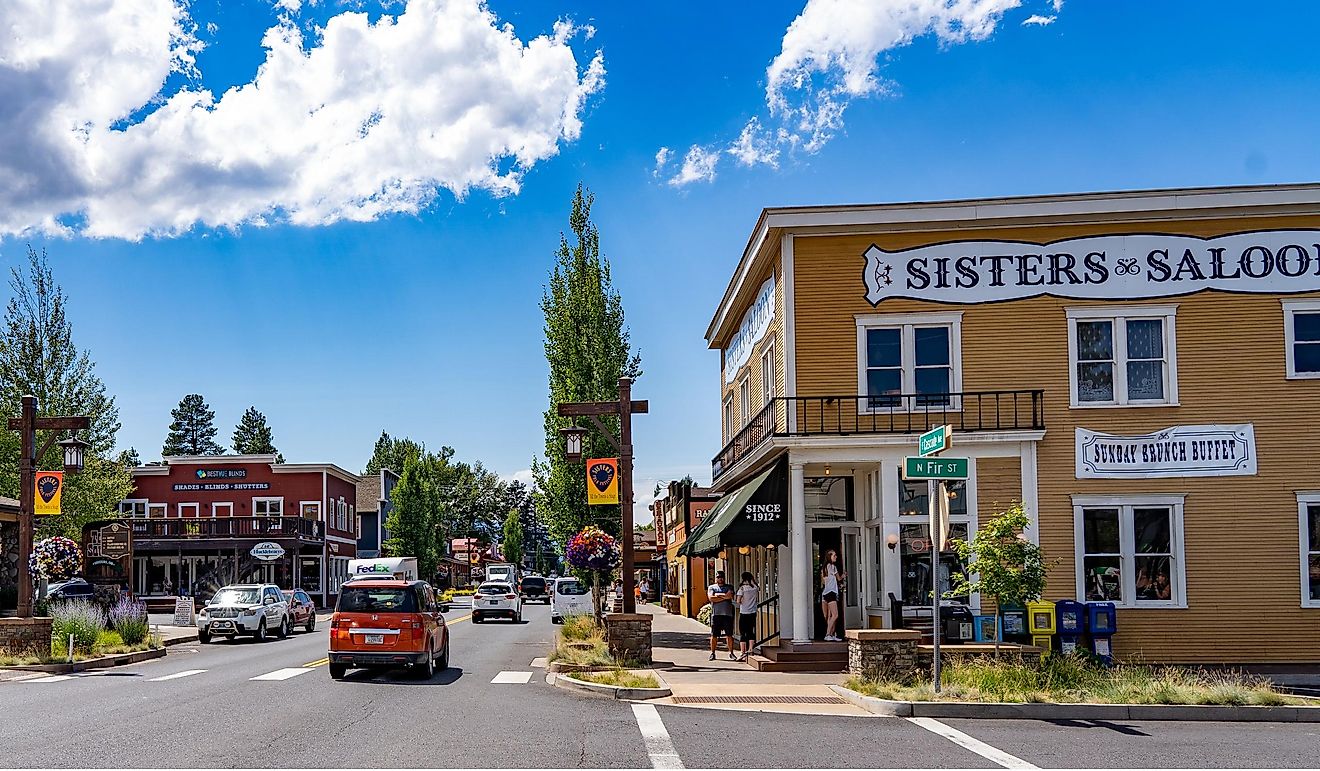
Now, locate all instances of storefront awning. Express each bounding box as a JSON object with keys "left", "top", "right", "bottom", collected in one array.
[{"left": 680, "top": 458, "right": 787, "bottom": 557}]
